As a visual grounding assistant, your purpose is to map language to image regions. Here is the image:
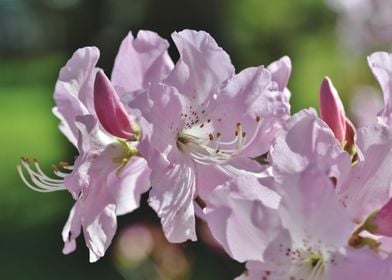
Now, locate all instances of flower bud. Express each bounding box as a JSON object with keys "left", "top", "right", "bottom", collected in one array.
[
  {"left": 320, "top": 77, "right": 347, "bottom": 144},
  {"left": 94, "top": 70, "right": 140, "bottom": 141}
]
